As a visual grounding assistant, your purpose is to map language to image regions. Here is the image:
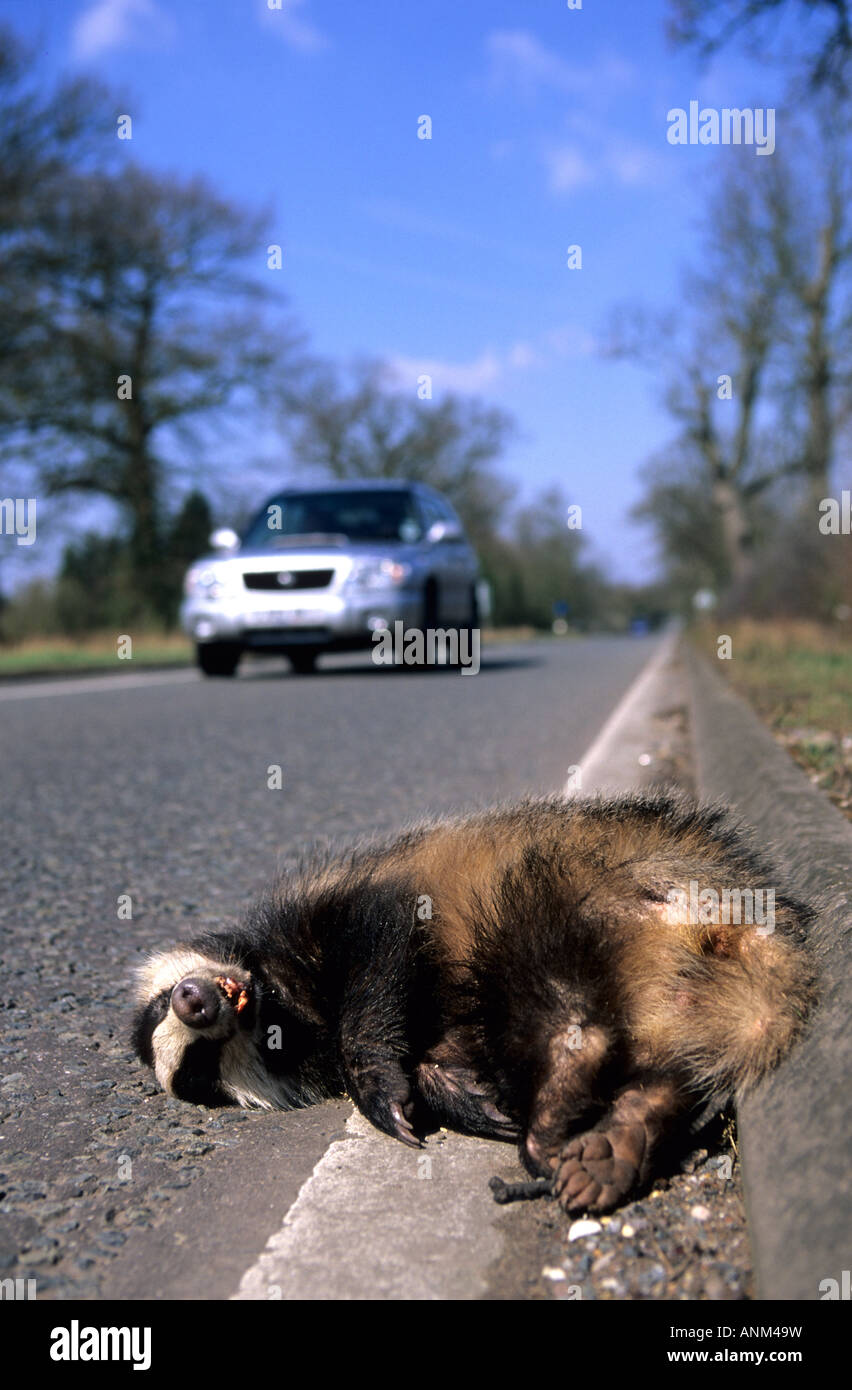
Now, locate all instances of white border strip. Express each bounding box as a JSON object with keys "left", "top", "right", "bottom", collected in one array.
[
  {"left": 564, "top": 629, "right": 678, "bottom": 796},
  {"left": 0, "top": 669, "right": 199, "bottom": 703}
]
